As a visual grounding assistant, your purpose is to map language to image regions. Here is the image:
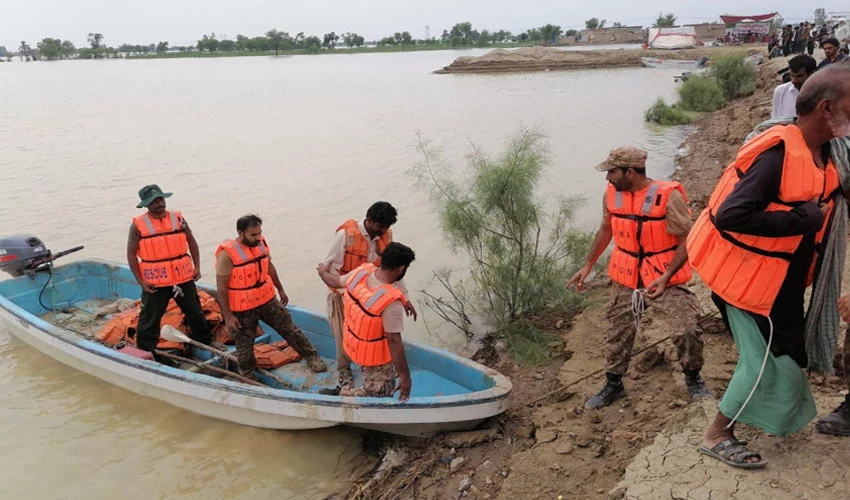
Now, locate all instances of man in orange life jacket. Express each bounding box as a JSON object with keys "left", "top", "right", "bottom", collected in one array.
[
  {"left": 567, "top": 147, "right": 710, "bottom": 409},
  {"left": 687, "top": 64, "right": 850, "bottom": 468},
  {"left": 317, "top": 242, "right": 415, "bottom": 401},
  {"left": 126, "top": 184, "right": 214, "bottom": 365},
  {"left": 322, "top": 202, "right": 417, "bottom": 388},
  {"left": 216, "top": 215, "right": 327, "bottom": 378}
]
